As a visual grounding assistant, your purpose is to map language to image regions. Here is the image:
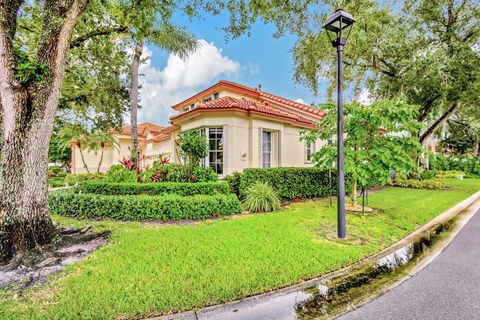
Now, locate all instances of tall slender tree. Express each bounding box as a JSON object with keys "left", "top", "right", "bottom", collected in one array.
[{"left": 123, "top": 1, "right": 199, "bottom": 167}]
